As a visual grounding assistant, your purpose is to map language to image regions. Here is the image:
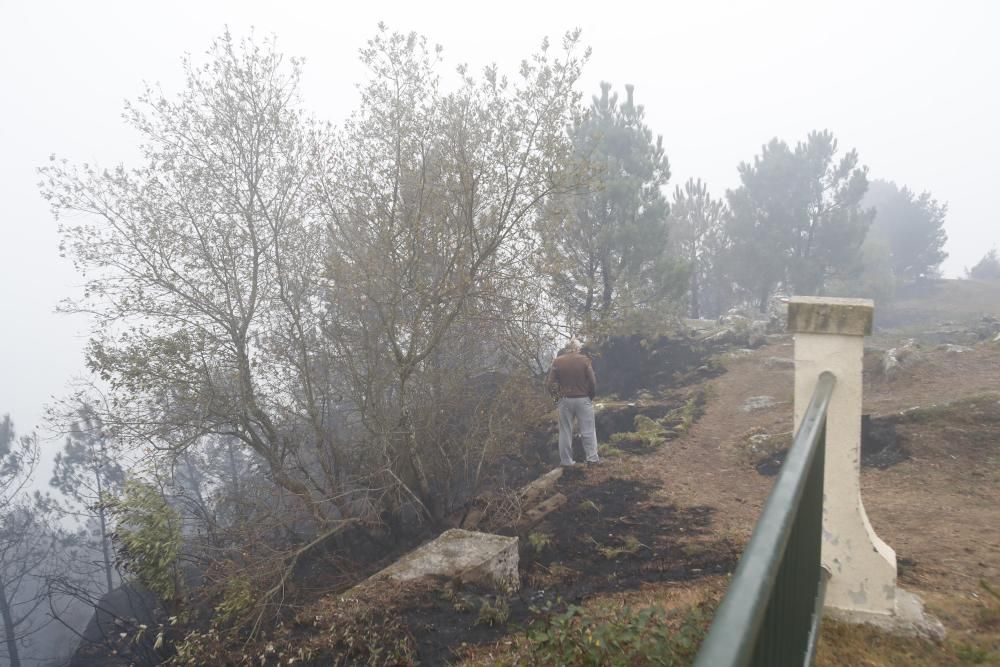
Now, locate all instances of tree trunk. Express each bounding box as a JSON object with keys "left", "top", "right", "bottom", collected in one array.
[
  {"left": 757, "top": 283, "right": 771, "bottom": 314},
  {"left": 94, "top": 468, "right": 114, "bottom": 595},
  {"left": 689, "top": 263, "right": 701, "bottom": 319},
  {"left": 400, "top": 408, "right": 440, "bottom": 524},
  {"left": 0, "top": 576, "right": 21, "bottom": 667}
]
